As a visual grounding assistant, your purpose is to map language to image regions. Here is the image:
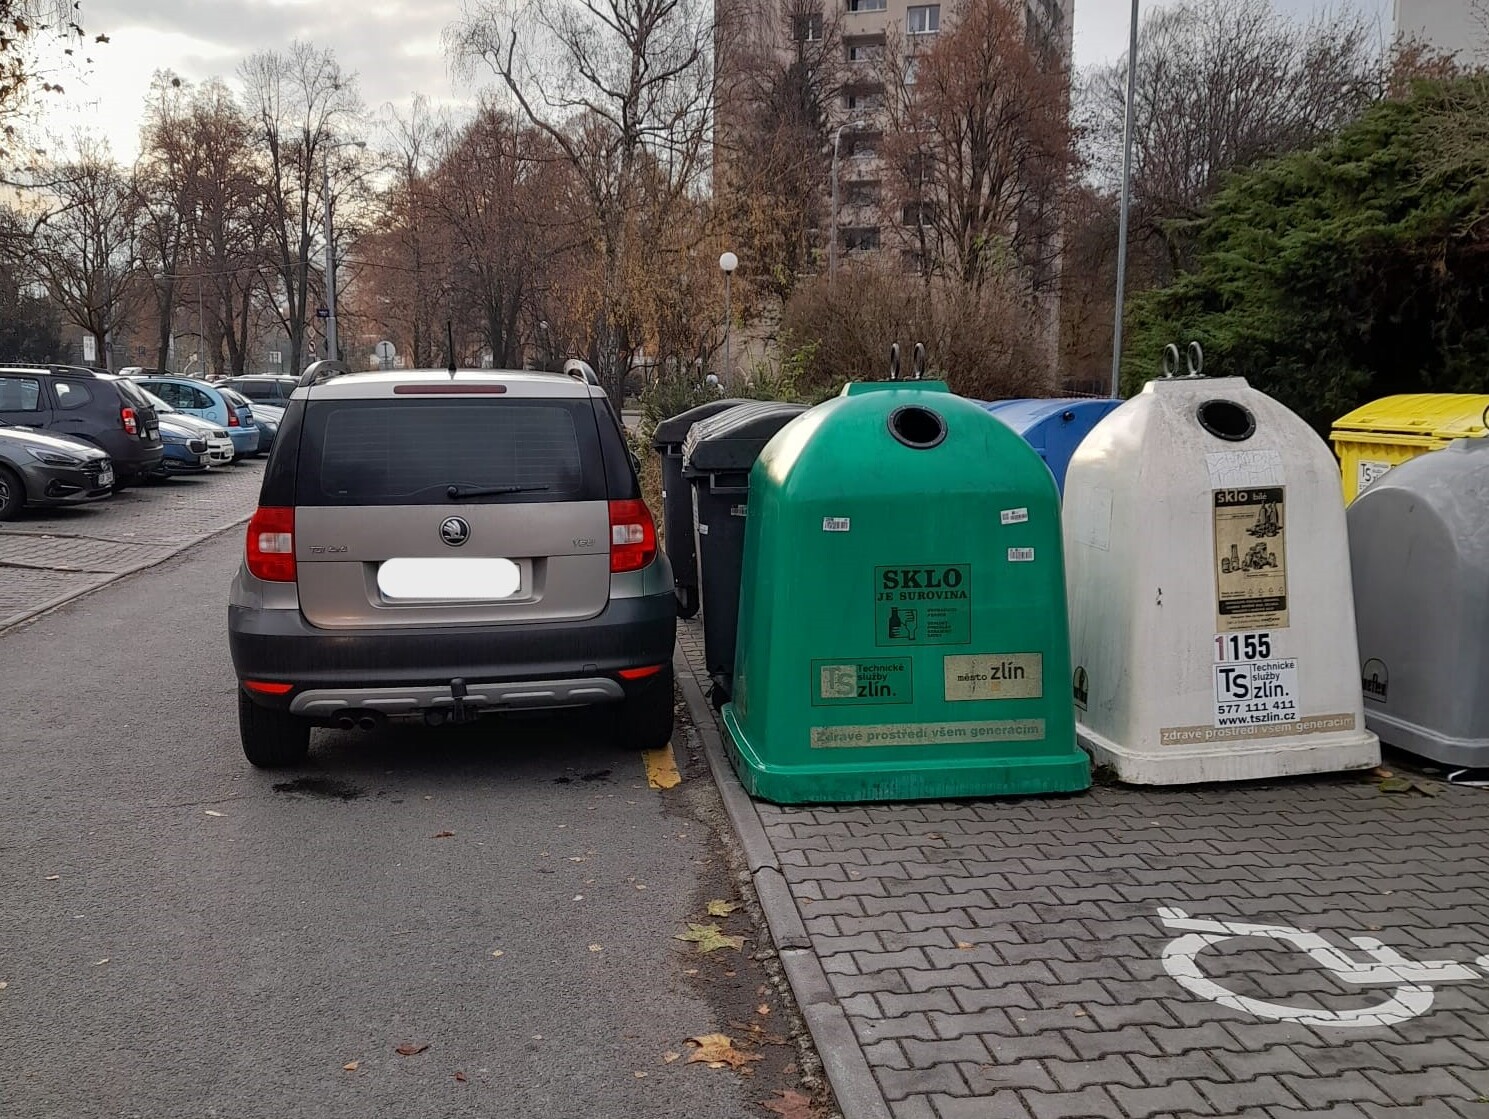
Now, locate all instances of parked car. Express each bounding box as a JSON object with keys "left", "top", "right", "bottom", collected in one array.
[
  {"left": 136, "top": 387, "right": 234, "bottom": 466},
  {"left": 228, "top": 360, "right": 676, "bottom": 767},
  {"left": 222, "top": 375, "right": 298, "bottom": 408},
  {"left": 221, "top": 387, "right": 278, "bottom": 454},
  {"left": 130, "top": 375, "right": 259, "bottom": 459},
  {"left": 0, "top": 364, "right": 162, "bottom": 488},
  {"left": 0, "top": 423, "right": 113, "bottom": 519},
  {"left": 154, "top": 416, "right": 213, "bottom": 476}
]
